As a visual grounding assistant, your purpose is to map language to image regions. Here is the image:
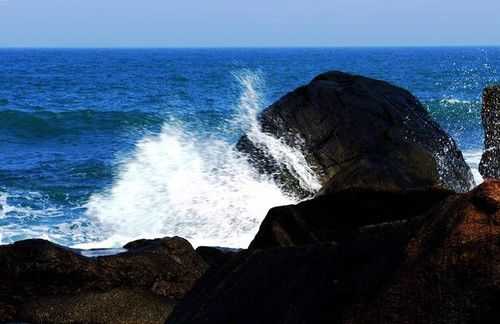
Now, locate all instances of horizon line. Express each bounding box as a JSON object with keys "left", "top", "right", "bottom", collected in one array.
[{"left": 1, "top": 44, "right": 500, "bottom": 50}]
